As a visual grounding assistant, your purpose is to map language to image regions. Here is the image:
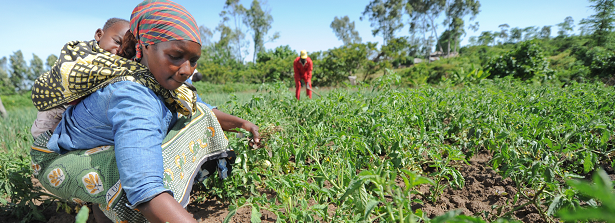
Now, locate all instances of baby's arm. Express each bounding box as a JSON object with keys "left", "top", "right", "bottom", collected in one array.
[{"left": 31, "top": 106, "right": 66, "bottom": 138}]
